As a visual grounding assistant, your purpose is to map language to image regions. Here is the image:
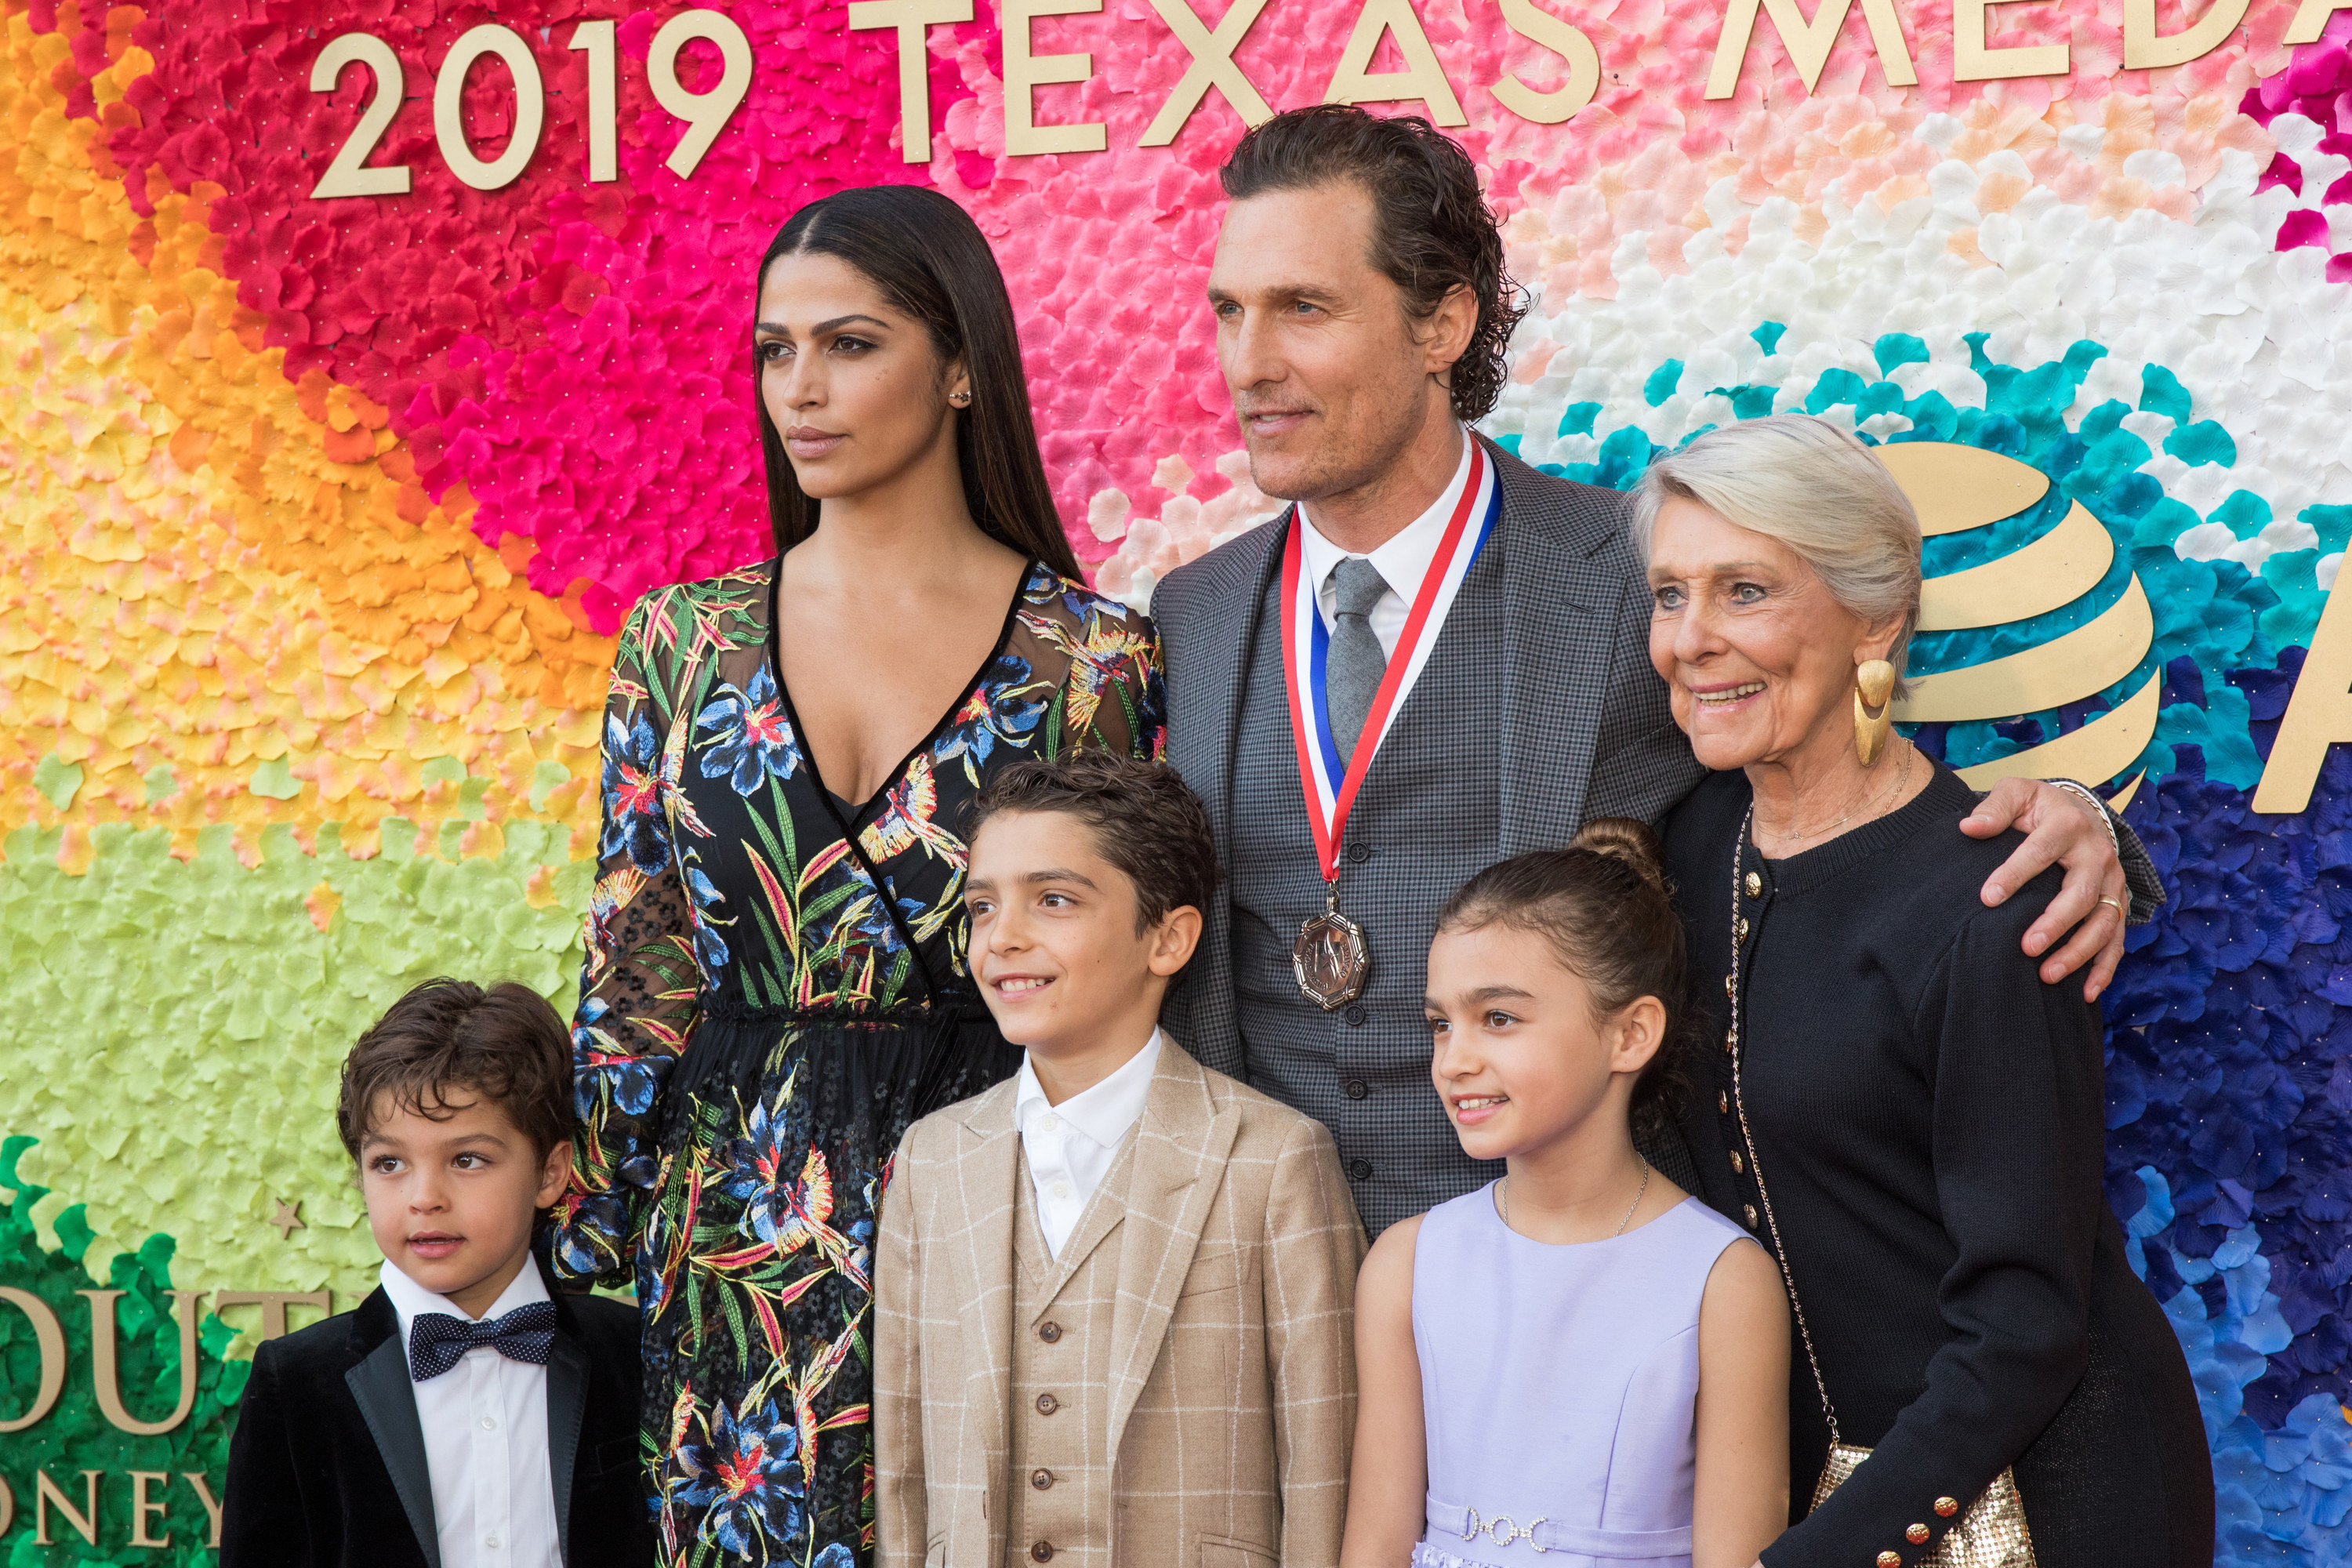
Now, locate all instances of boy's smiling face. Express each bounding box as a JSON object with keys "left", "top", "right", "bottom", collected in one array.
[
  {"left": 360, "top": 1091, "right": 570, "bottom": 1319},
  {"left": 964, "top": 808, "right": 1200, "bottom": 1100}
]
